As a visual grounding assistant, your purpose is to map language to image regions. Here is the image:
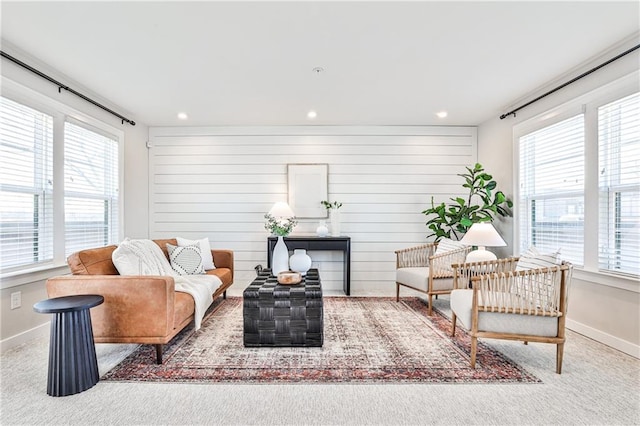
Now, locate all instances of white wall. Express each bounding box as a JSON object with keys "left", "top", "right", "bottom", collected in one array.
[
  {"left": 0, "top": 43, "right": 150, "bottom": 349},
  {"left": 478, "top": 37, "right": 640, "bottom": 357},
  {"left": 148, "top": 126, "right": 477, "bottom": 294}
]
